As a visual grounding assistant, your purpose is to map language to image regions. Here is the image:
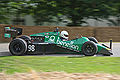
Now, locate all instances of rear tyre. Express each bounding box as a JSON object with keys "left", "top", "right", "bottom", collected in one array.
[
  {"left": 88, "top": 37, "right": 98, "bottom": 43},
  {"left": 19, "top": 35, "right": 31, "bottom": 43},
  {"left": 82, "top": 41, "right": 97, "bottom": 56},
  {"left": 9, "top": 38, "right": 27, "bottom": 56}
]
